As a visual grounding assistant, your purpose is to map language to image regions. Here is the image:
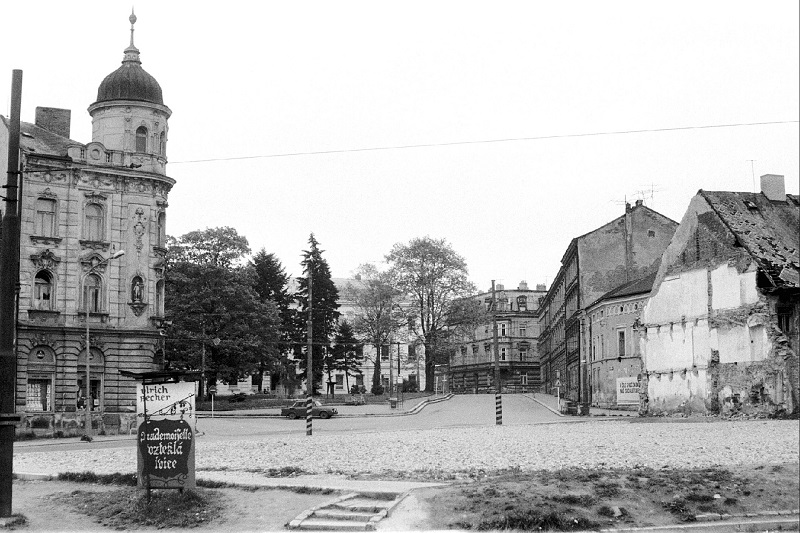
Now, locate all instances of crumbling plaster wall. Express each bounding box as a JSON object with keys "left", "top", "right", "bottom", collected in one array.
[{"left": 641, "top": 194, "right": 796, "bottom": 414}]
